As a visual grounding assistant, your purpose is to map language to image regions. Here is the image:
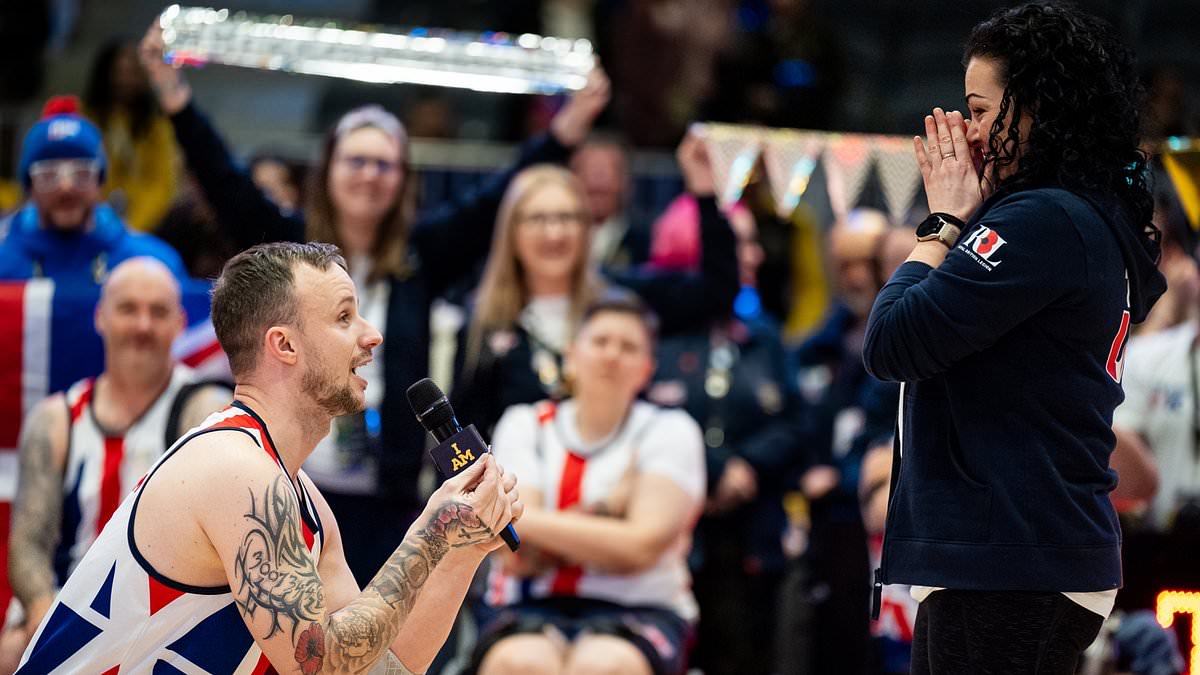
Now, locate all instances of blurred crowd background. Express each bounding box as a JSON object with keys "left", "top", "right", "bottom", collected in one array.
[{"left": 1, "top": 0, "right": 1199, "bottom": 673}]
